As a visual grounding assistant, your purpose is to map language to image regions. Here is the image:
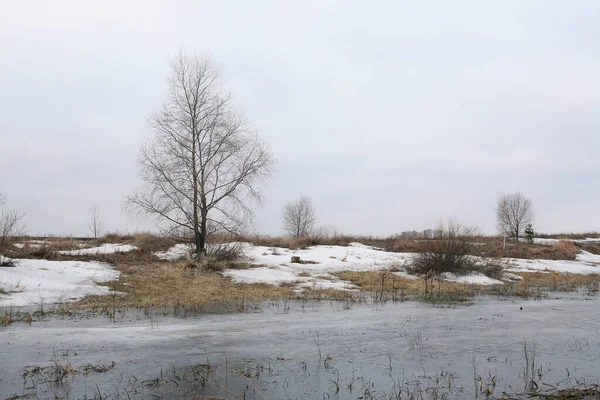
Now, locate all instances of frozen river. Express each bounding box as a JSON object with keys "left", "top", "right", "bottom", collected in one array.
[{"left": 2, "top": 295, "right": 600, "bottom": 399}]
